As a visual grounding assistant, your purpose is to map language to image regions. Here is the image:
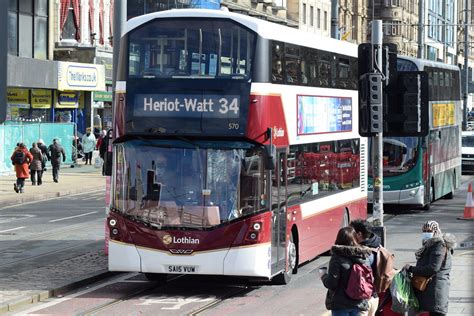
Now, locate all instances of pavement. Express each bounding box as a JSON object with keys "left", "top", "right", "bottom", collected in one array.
[
  {"left": 0, "top": 165, "right": 472, "bottom": 315},
  {"left": 0, "top": 160, "right": 106, "bottom": 208},
  {"left": 0, "top": 160, "right": 110, "bottom": 314}
]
